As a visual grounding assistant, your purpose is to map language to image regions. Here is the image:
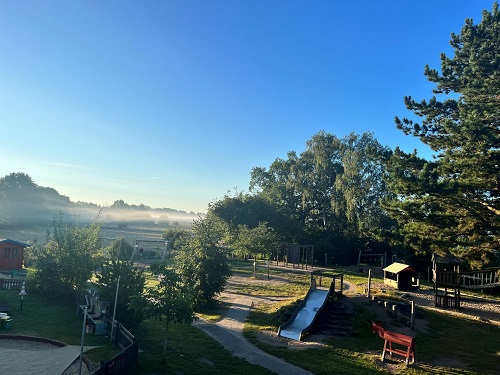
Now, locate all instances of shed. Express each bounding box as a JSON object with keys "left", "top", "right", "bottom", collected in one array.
[
  {"left": 383, "top": 262, "right": 420, "bottom": 290},
  {"left": 0, "top": 239, "right": 30, "bottom": 271}
]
